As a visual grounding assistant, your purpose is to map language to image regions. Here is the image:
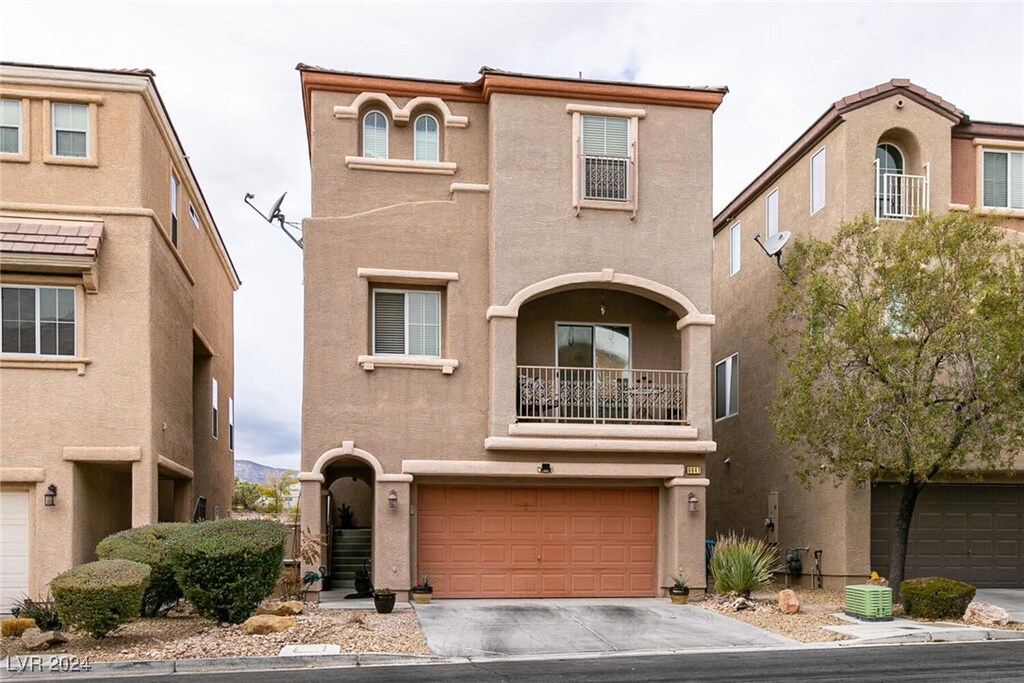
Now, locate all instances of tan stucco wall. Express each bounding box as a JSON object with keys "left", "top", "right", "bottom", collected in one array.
[
  {"left": 0, "top": 68, "right": 236, "bottom": 598},
  {"left": 708, "top": 92, "right": 1020, "bottom": 586}
]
